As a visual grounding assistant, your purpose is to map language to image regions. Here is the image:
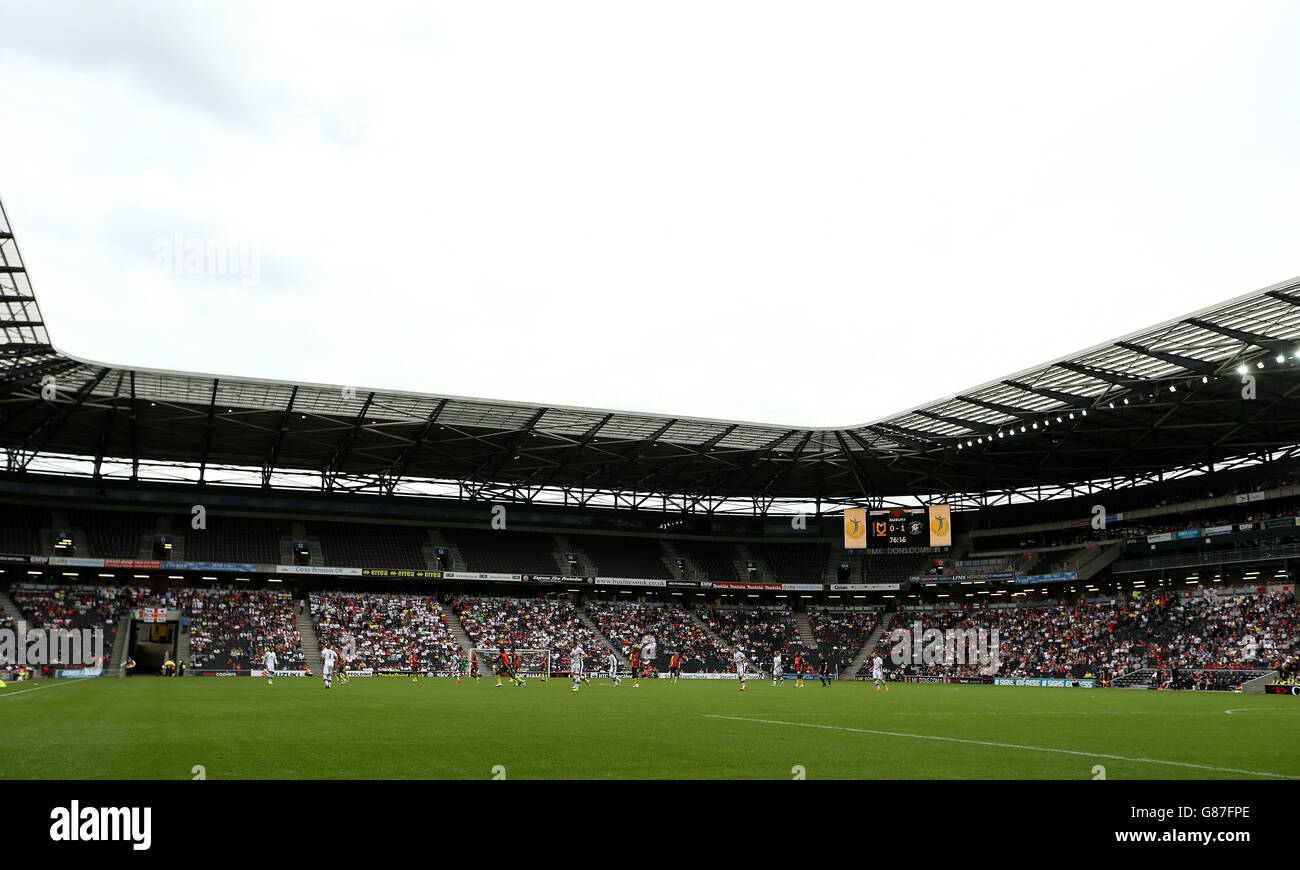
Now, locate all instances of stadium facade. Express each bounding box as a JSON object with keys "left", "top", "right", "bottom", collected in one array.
[{"left": 4, "top": 195, "right": 1300, "bottom": 516}]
